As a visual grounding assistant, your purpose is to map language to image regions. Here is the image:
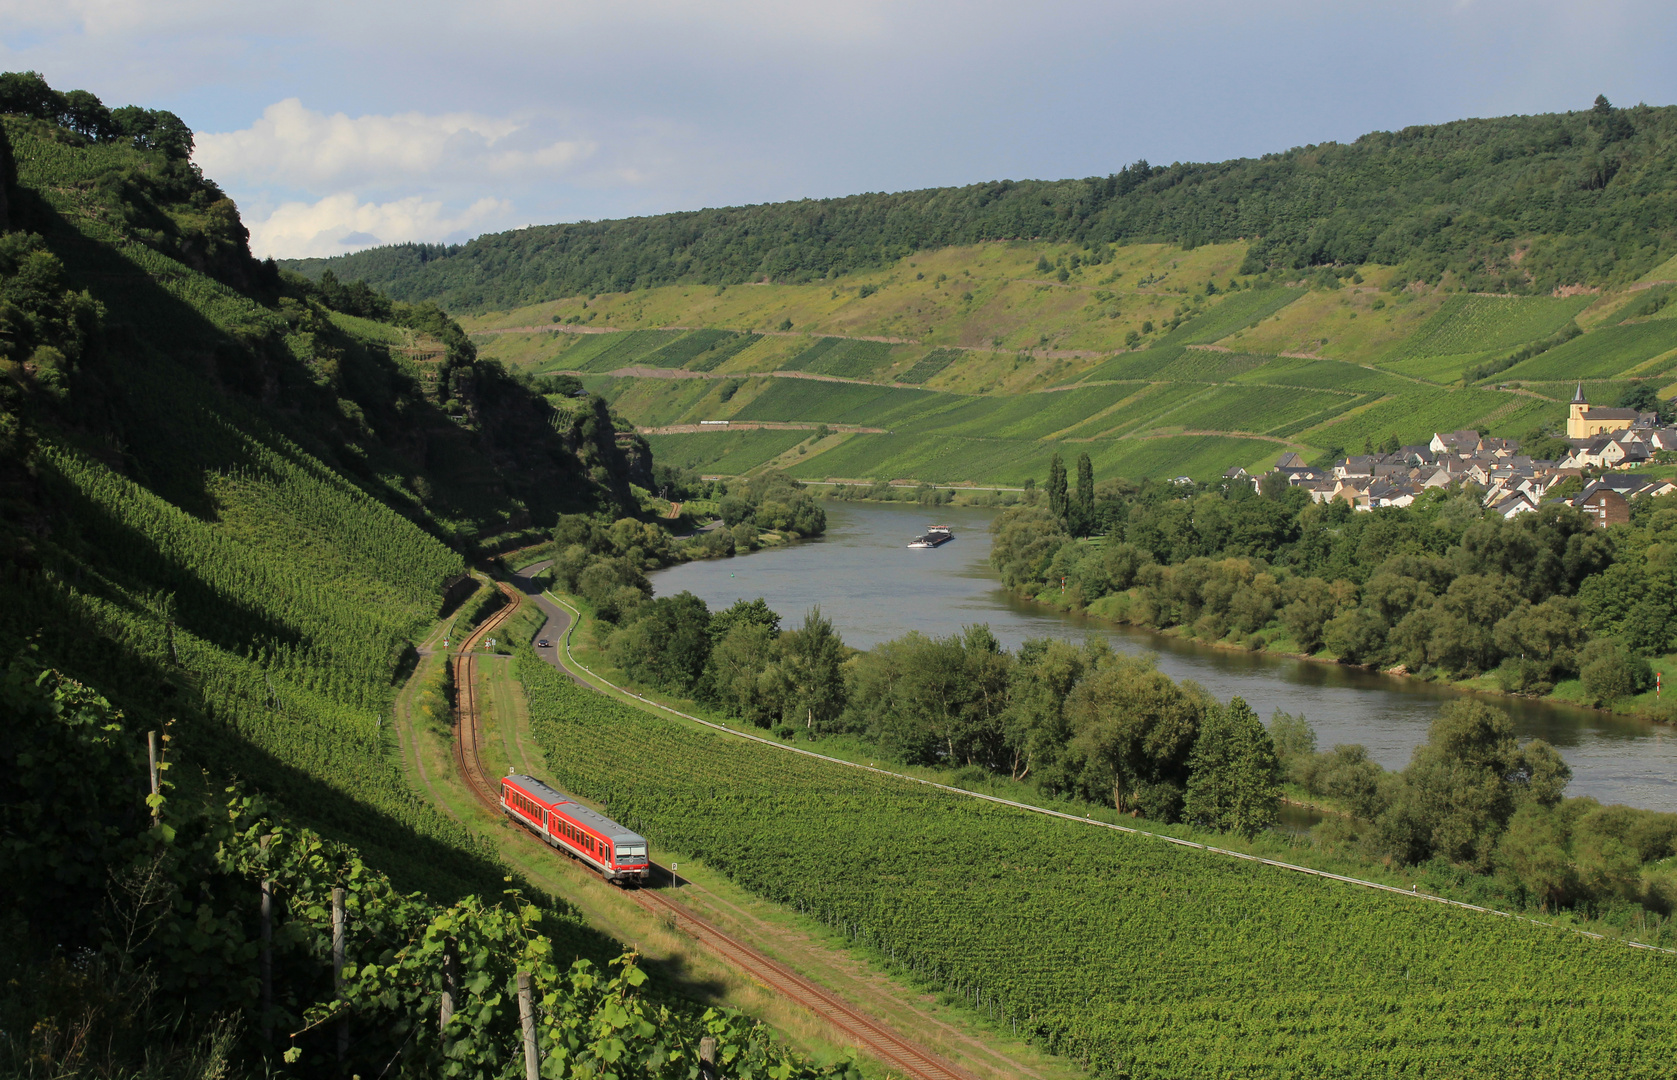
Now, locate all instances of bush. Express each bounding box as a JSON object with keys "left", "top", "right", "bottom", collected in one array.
[{"left": 1579, "top": 639, "right": 1654, "bottom": 704}]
